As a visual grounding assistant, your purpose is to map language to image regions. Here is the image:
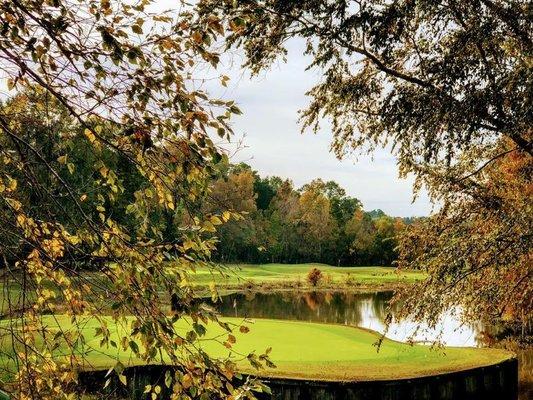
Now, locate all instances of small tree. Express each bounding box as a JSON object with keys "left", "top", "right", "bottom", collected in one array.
[{"left": 307, "top": 267, "right": 323, "bottom": 287}]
